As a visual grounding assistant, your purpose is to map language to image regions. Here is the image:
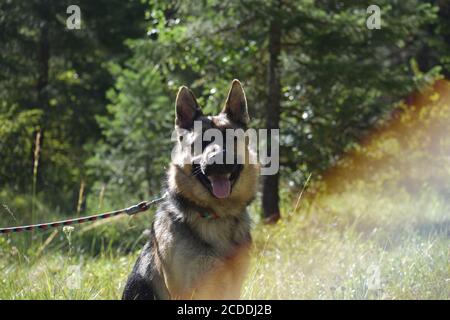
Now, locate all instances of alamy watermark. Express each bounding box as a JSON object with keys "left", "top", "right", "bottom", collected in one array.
[
  {"left": 66, "top": 4, "right": 380, "bottom": 31},
  {"left": 66, "top": 264, "right": 83, "bottom": 289},
  {"left": 171, "top": 121, "right": 279, "bottom": 176},
  {"left": 366, "top": 5, "right": 381, "bottom": 30},
  {"left": 366, "top": 264, "right": 381, "bottom": 291},
  {"left": 66, "top": 5, "right": 81, "bottom": 30}
]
